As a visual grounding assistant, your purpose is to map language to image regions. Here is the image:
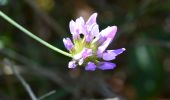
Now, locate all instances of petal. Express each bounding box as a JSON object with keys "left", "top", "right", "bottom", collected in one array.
[
  {"left": 69, "top": 20, "right": 75, "bottom": 34},
  {"left": 68, "top": 60, "right": 77, "bottom": 68},
  {"left": 73, "top": 48, "right": 92, "bottom": 60},
  {"left": 70, "top": 18, "right": 85, "bottom": 39},
  {"left": 98, "top": 62, "right": 116, "bottom": 70},
  {"left": 75, "top": 17, "right": 85, "bottom": 34},
  {"left": 85, "top": 24, "right": 99, "bottom": 42},
  {"left": 97, "top": 38, "right": 112, "bottom": 56},
  {"left": 86, "top": 13, "right": 98, "bottom": 26},
  {"left": 85, "top": 35, "right": 93, "bottom": 42},
  {"left": 91, "top": 35, "right": 106, "bottom": 46},
  {"left": 73, "top": 52, "right": 82, "bottom": 60},
  {"left": 102, "top": 51, "right": 116, "bottom": 61},
  {"left": 96, "top": 26, "right": 117, "bottom": 55},
  {"left": 63, "top": 38, "right": 74, "bottom": 51},
  {"left": 85, "top": 23, "right": 98, "bottom": 42},
  {"left": 85, "top": 62, "right": 96, "bottom": 71},
  {"left": 100, "top": 26, "right": 117, "bottom": 39},
  {"left": 86, "top": 23, "right": 96, "bottom": 33},
  {"left": 91, "top": 24, "right": 99, "bottom": 37},
  {"left": 102, "top": 48, "right": 126, "bottom": 61},
  {"left": 76, "top": 17, "right": 85, "bottom": 26},
  {"left": 82, "top": 48, "right": 93, "bottom": 58},
  {"left": 78, "top": 58, "right": 84, "bottom": 65},
  {"left": 113, "top": 48, "right": 126, "bottom": 55}
]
